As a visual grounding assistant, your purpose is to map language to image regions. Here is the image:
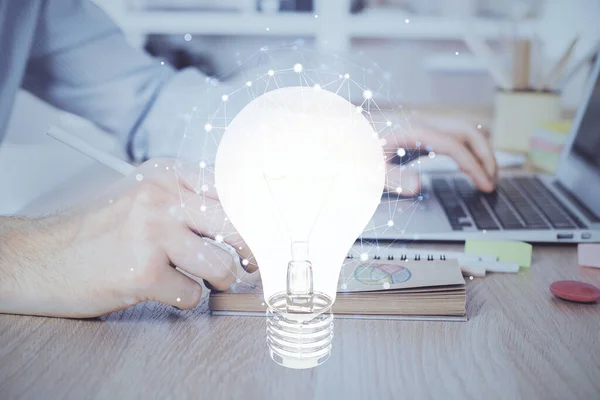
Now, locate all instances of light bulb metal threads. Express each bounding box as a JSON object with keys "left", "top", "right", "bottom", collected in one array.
[{"left": 266, "top": 292, "right": 334, "bottom": 369}]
